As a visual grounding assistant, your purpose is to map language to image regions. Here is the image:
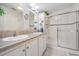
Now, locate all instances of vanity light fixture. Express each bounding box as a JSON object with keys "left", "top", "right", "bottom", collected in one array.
[
  {"left": 30, "top": 3, "right": 36, "bottom": 7},
  {"left": 30, "top": 3, "right": 39, "bottom": 13},
  {"left": 30, "top": 3, "right": 39, "bottom": 10}
]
